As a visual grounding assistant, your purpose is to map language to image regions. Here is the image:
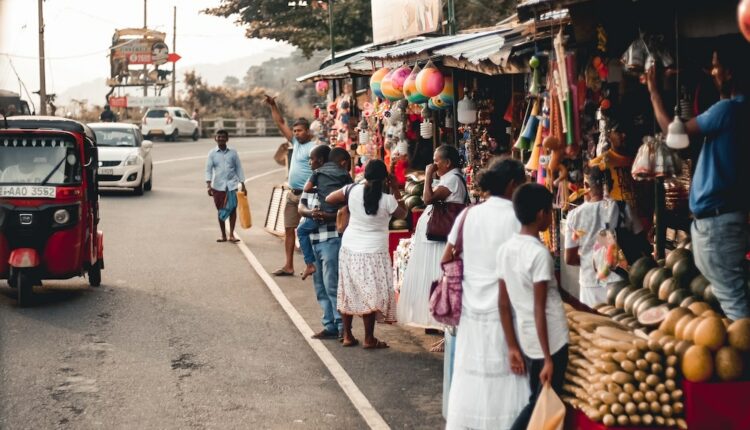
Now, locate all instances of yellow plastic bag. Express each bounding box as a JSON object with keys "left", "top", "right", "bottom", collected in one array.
[
  {"left": 237, "top": 188, "right": 252, "bottom": 229},
  {"left": 526, "top": 383, "right": 565, "bottom": 430}
]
